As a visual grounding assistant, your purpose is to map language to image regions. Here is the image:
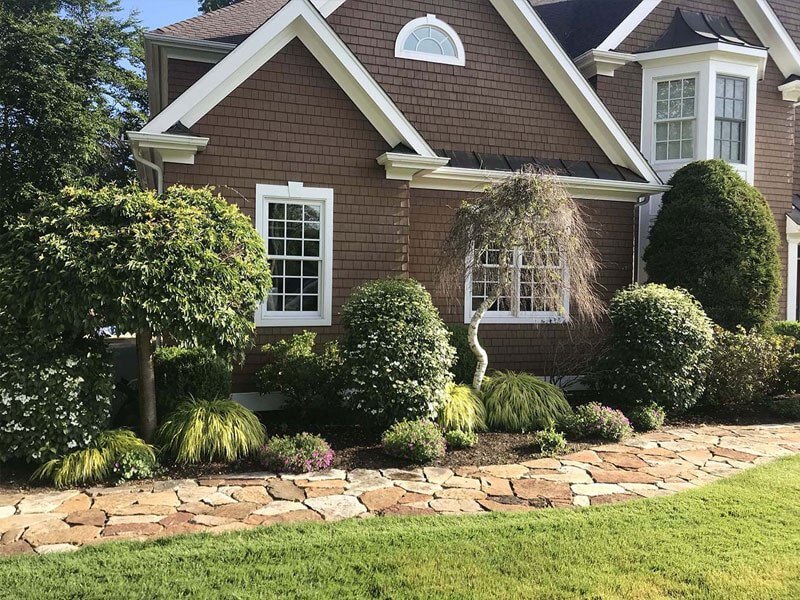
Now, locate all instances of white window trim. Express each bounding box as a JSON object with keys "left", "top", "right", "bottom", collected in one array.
[
  {"left": 255, "top": 182, "right": 334, "bottom": 327},
  {"left": 463, "top": 250, "right": 570, "bottom": 325},
  {"left": 395, "top": 14, "right": 466, "bottom": 66}
]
